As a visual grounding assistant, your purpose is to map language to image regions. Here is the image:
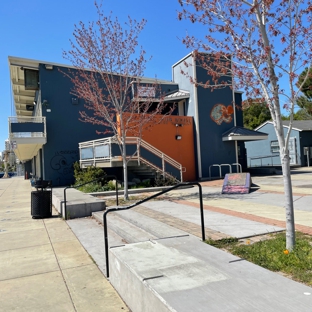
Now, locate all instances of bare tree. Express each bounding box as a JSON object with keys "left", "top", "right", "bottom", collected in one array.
[
  {"left": 64, "top": 1, "right": 170, "bottom": 200},
  {"left": 178, "top": 0, "right": 312, "bottom": 250}
]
